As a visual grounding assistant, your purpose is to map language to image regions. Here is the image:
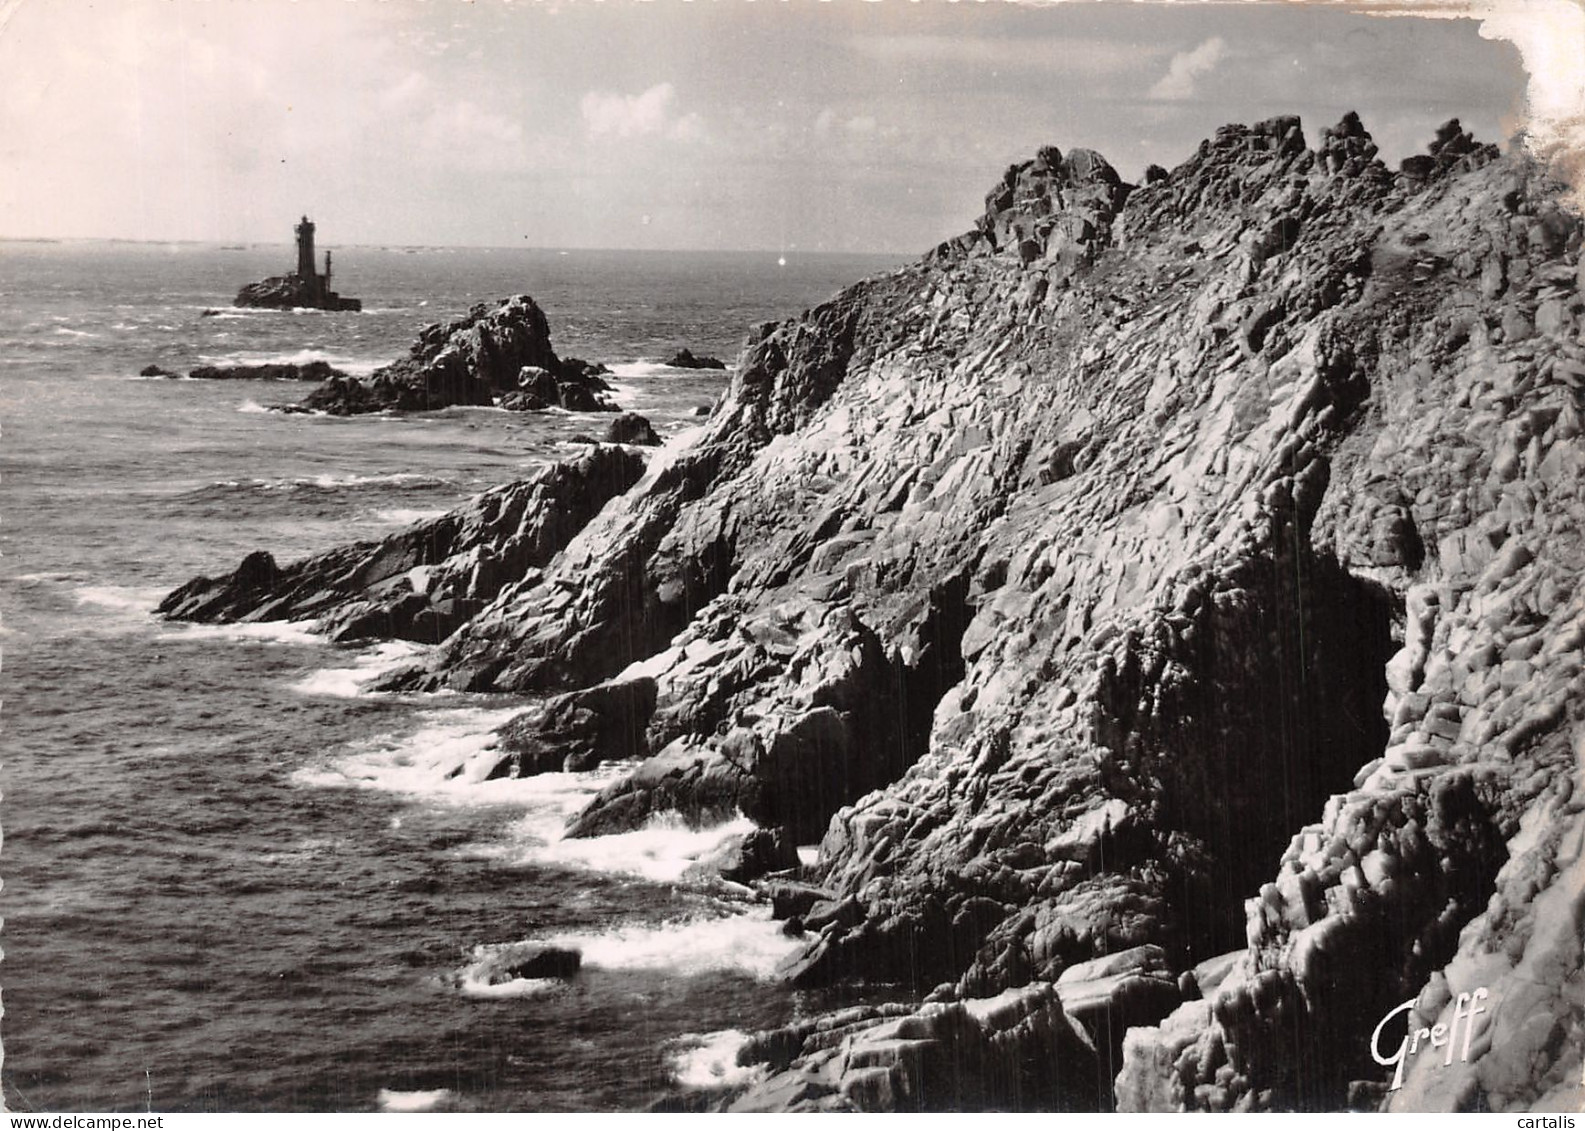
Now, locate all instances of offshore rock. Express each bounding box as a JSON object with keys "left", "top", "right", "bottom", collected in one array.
[
  {"left": 234, "top": 273, "right": 362, "bottom": 312},
  {"left": 604, "top": 412, "right": 664, "bottom": 446},
  {"left": 157, "top": 445, "right": 646, "bottom": 644},
  {"left": 185, "top": 361, "right": 348, "bottom": 382},
  {"left": 666, "top": 348, "right": 728, "bottom": 370},
  {"left": 292, "top": 296, "right": 617, "bottom": 415}
]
